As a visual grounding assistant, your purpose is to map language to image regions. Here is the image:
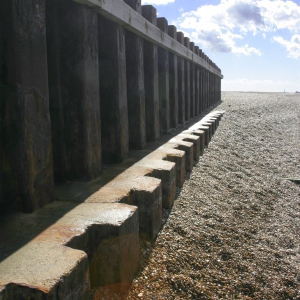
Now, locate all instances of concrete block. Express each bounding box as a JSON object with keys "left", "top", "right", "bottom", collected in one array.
[
  {"left": 67, "top": 203, "right": 140, "bottom": 289},
  {"left": 203, "top": 116, "right": 219, "bottom": 129},
  {"left": 98, "top": 15, "right": 129, "bottom": 163},
  {"left": 86, "top": 176, "right": 162, "bottom": 241},
  {"left": 200, "top": 119, "right": 216, "bottom": 134},
  {"left": 168, "top": 25, "right": 178, "bottom": 129},
  {"left": 183, "top": 130, "right": 205, "bottom": 155},
  {"left": 189, "top": 125, "right": 210, "bottom": 146},
  {"left": 142, "top": 5, "right": 160, "bottom": 141},
  {"left": 128, "top": 177, "right": 162, "bottom": 241},
  {"left": 166, "top": 140, "right": 194, "bottom": 173},
  {"left": 0, "top": 242, "right": 90, "bottom": 299},
  {"left": 157, "top": 18, "right": 170, "bottom": 134},
  {"left": 197, "top": 122, "right": 213, "bottom": 139},
  {"left": 150, "top": 146, "right": 186, "bottom": 187},
  {"left": 176, "top": 133, "right": 201, "bottom": 160},
  {"left": 208, "top": 111, "right": 225, "bottom": 121},
  {"left": 132, "top": 160, "right": 176, "bottom": 209}
]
